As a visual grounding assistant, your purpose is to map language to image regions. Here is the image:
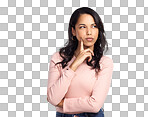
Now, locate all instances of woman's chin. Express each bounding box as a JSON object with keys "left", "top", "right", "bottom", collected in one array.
[
  {"left": 84, "top": 44, "right": 94, "bottom": 49},
  {"left": 84, "top": 42, "right": 94, "bottom": 47}
]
